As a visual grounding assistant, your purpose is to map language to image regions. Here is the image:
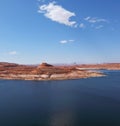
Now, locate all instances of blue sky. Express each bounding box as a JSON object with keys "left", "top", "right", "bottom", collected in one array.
[{"left": 0, "top": 0, "right": 120, "bottom": 64}]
